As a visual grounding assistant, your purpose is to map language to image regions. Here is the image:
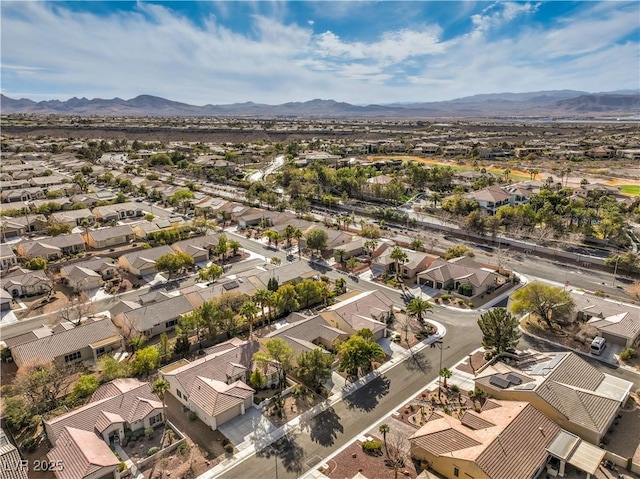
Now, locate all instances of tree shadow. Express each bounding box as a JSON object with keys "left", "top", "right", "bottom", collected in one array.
[
  {"left": 343, "top": 376, "right": 390, "bottom": 412},
  {"left": 255, "top": 433, "right": 306, "bottom": 474},
  {"left": 303, "top": 406, "right": 344, "bottom": 447},
  {"left": 403, "top": 351, "right": 432, "bottom": 374}
]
